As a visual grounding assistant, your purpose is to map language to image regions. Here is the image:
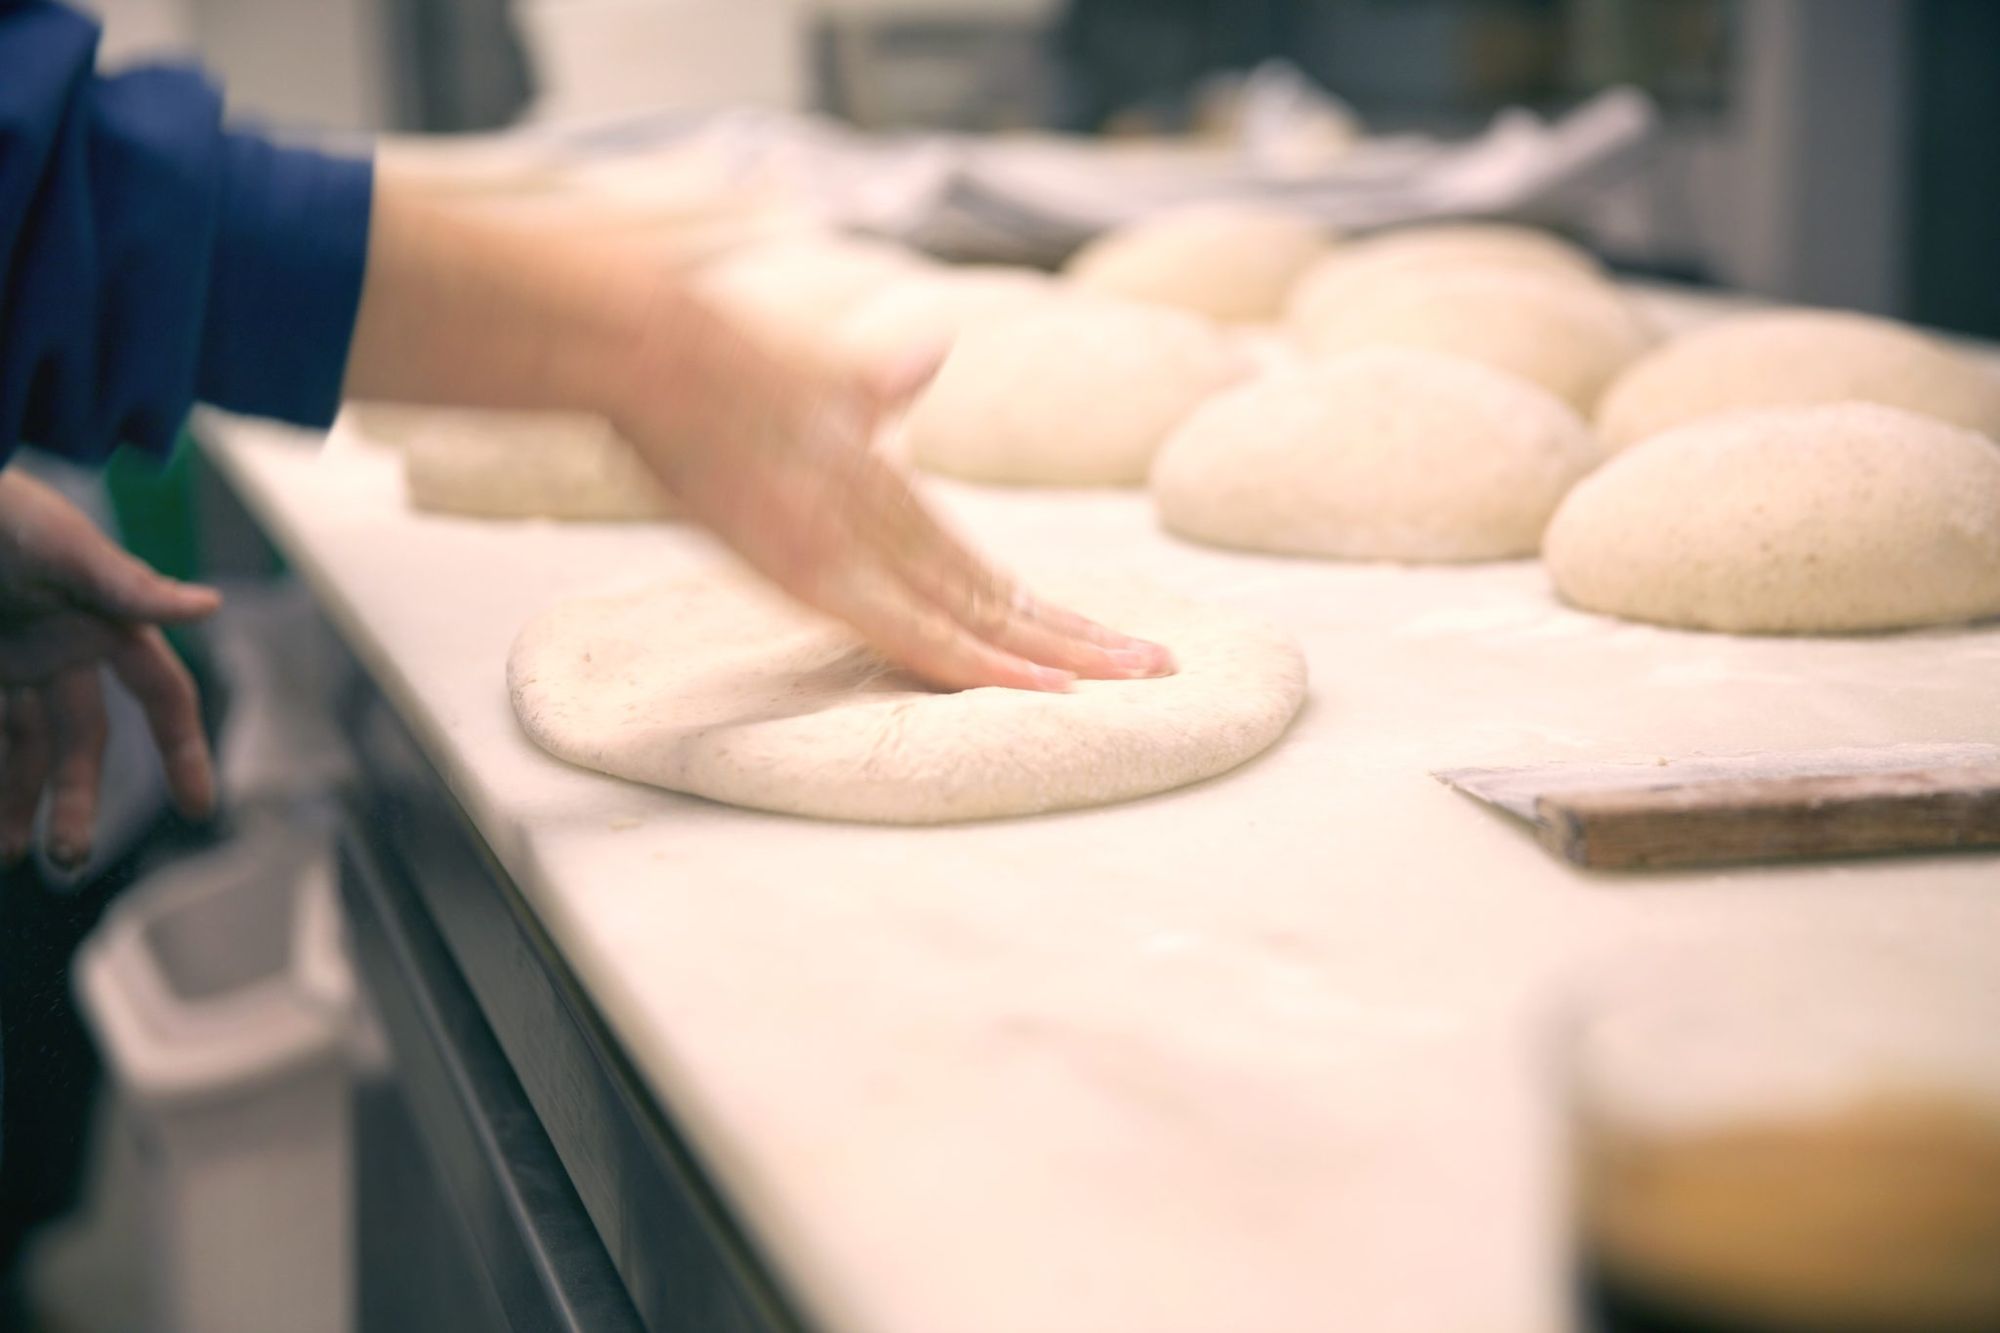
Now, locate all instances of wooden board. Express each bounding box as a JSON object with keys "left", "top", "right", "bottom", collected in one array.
[{"left": 1439, "top": 747, "right": 2000, "bottom": 871}]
